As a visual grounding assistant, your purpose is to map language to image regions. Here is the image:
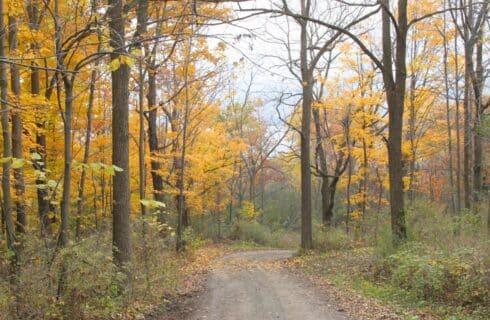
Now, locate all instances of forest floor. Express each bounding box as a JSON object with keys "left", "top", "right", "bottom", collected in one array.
[{"left": 155, "top": 248, "right": 404, "bottom": 320}]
